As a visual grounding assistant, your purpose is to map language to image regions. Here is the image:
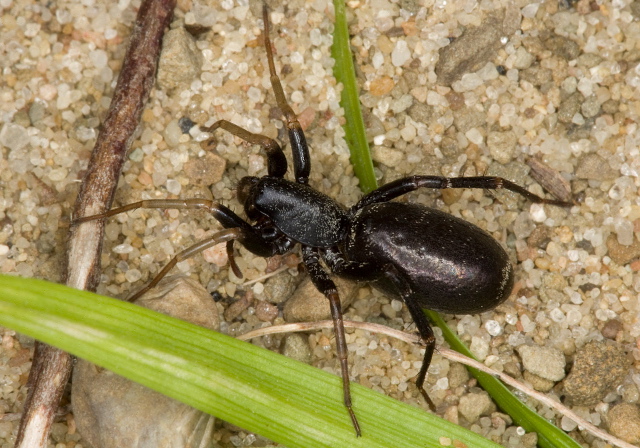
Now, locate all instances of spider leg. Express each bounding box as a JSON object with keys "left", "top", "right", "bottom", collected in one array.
[
  {"left": 203, "top": 119, "right": 287, "bottom": 178},
  {"left": 322, "top": 247, "right": 437, "bottom": 410},
  {"left": 74, "top": 198, "right": 281, "bottom": 288},
  {"left": 128, "top": 228, "right": 243, "bottom": 301},
  {"left": 263, "top": 5, "right": 310, "bottom": 184},
  {"left": 352, "top": 175, "right": 574, "bottom": 211},
  {"left": 302, "top": 246, "right": 361, "bottom": 436}
]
